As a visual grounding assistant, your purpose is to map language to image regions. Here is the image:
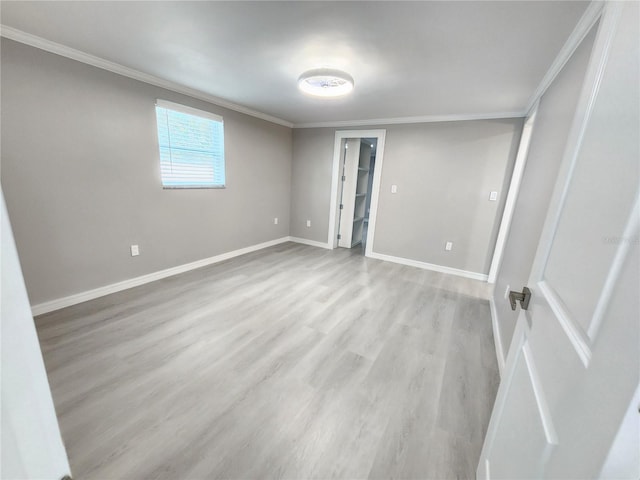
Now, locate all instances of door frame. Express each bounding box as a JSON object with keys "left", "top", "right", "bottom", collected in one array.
[
  {"left": 327, "top": 129, "right": 386, "bottom": 256},
  {"left": 487, "top": 104, "right": 538, "bottom": 284}
]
